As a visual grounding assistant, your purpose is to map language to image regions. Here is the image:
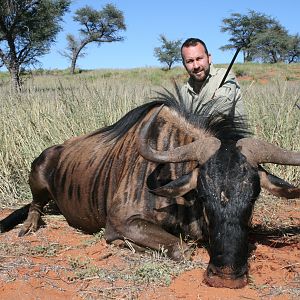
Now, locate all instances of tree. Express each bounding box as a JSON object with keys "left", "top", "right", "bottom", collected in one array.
[
  {"left": 154, "top": 35, "right": 182, "bottom": 70},
  {"left": 286, "top": 34, "right": 300, "bottom": 63},
  {"left": 61, "top": 4, "right": 126, "bottom": 74},
  {"left": 220, "top": 10, "right": 281, "bottom": 62},
  {"left": 250, "top": 25, "right": 290, "bottom": 63},
  {"left": 0, "top": 0, "right": 70, "bottom": 91}
]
